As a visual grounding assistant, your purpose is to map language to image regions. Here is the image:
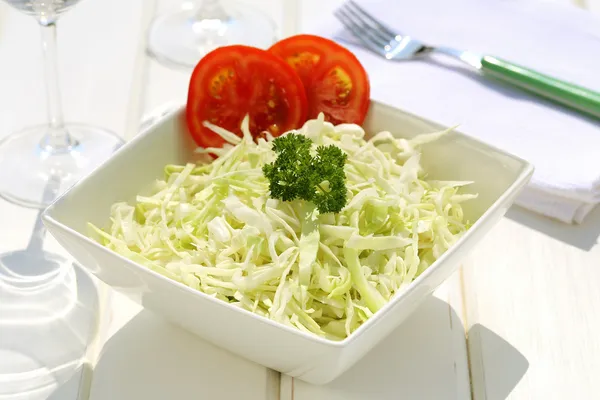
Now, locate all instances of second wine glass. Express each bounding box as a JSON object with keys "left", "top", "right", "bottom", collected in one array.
[{"left": 147, "top": 0, "right": 278, "bottom": 69}]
